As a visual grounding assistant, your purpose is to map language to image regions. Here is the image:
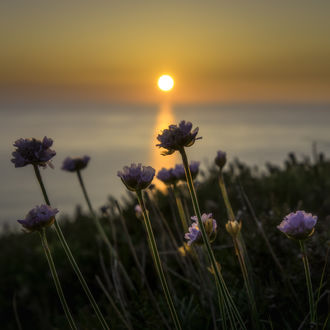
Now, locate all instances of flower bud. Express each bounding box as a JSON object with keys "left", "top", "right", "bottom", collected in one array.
[
  {"left": 225, "top": 220, "right": 242, "bottom": 238},
  {"left": 215, "top": 150, "right": 227, "bottom": 169}
]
